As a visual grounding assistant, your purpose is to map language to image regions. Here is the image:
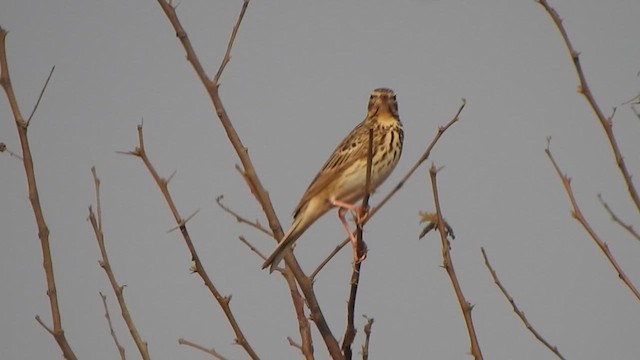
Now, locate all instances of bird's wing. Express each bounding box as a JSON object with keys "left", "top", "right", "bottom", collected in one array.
[{"left": 292, "top": 118, "right": 371, "bottom": 218}]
